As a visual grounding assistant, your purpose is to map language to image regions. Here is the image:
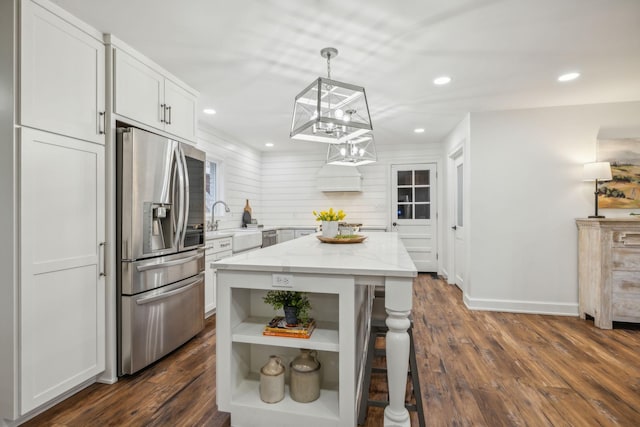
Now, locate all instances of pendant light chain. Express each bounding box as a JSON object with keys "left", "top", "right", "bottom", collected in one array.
[{"left": 326, "top": 52, "right": 332, "bottom": 80}]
